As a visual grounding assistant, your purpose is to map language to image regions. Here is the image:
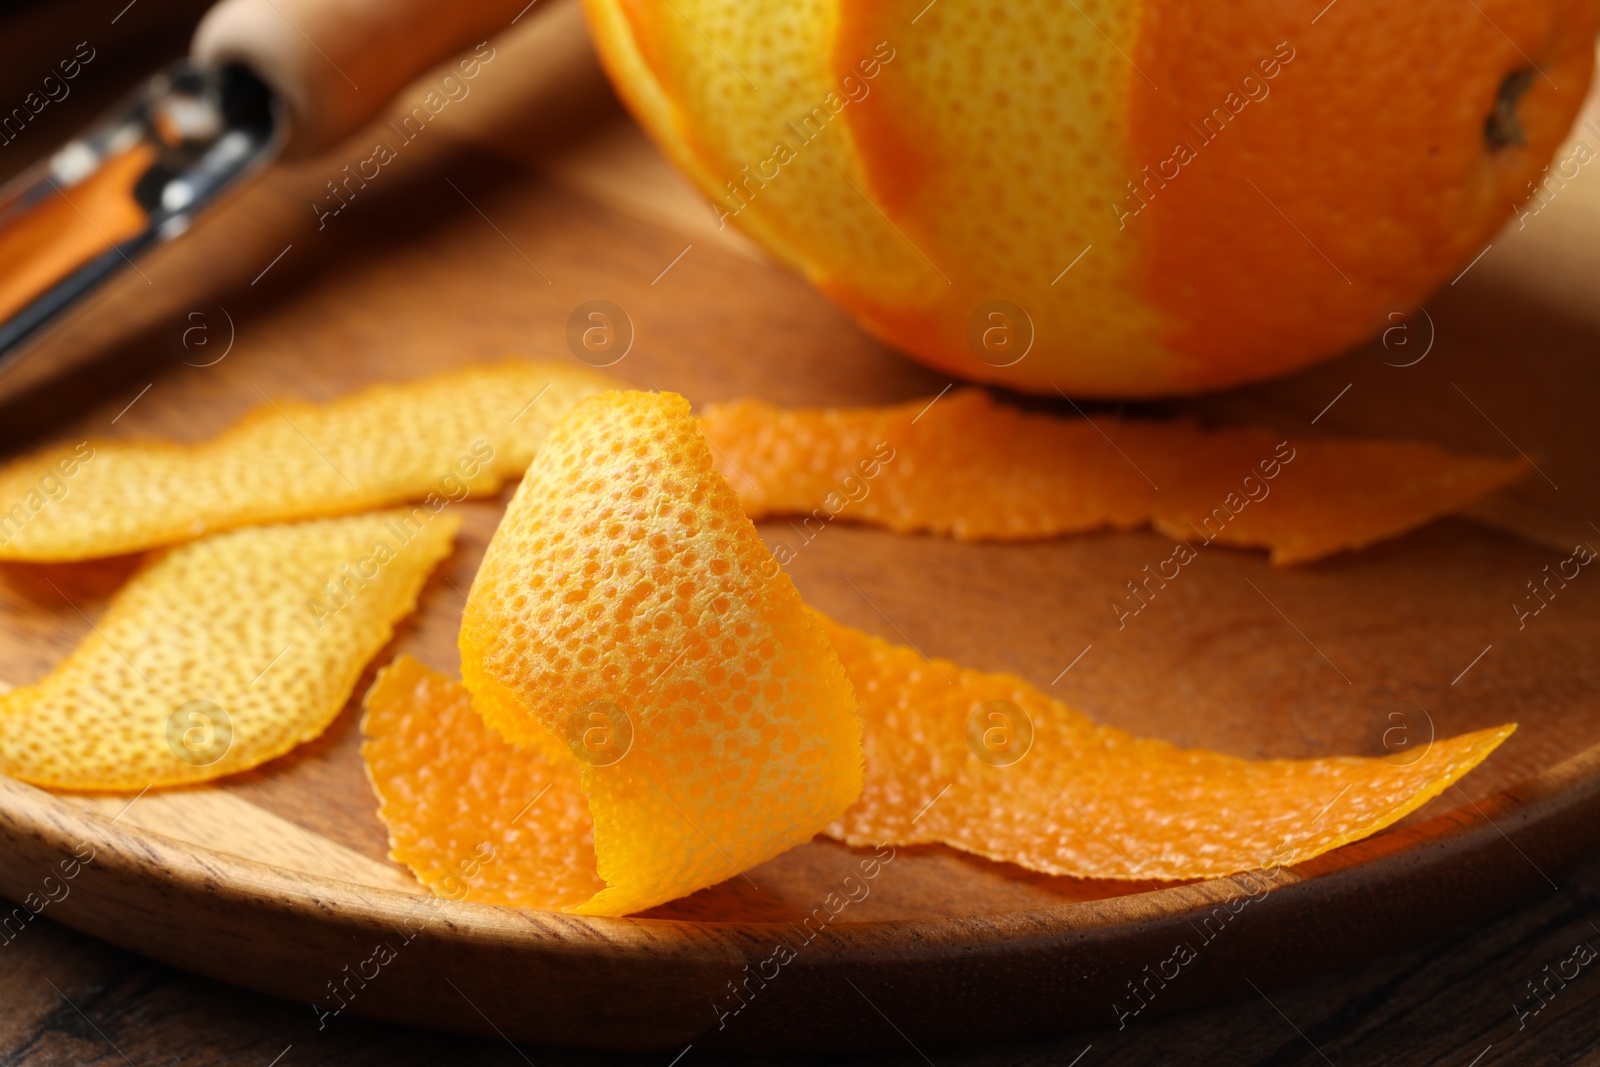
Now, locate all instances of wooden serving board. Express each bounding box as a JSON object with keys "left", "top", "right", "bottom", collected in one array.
[{"left": 2, "top": 5, "right": 1600, "bottom": 1053}]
